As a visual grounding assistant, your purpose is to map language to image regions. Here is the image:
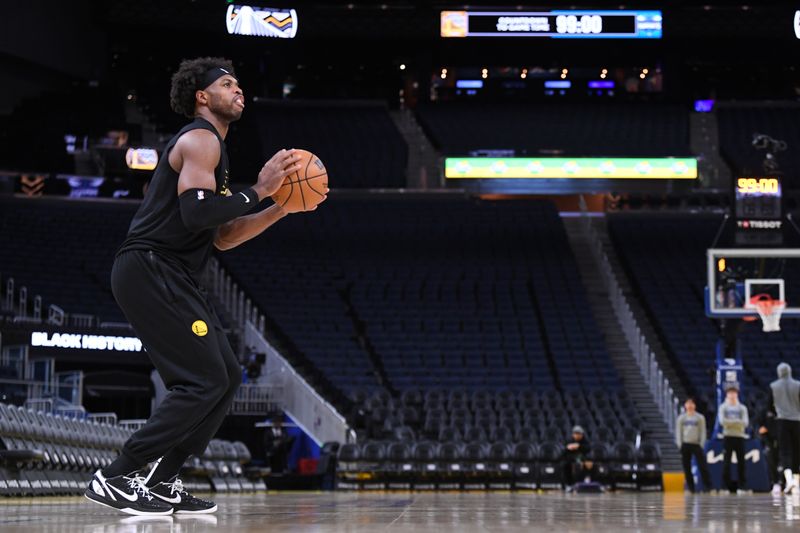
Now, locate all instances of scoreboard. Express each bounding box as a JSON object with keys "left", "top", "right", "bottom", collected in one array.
[{"left": 441, "top": 10, "right": 662, "bottom": 39}]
